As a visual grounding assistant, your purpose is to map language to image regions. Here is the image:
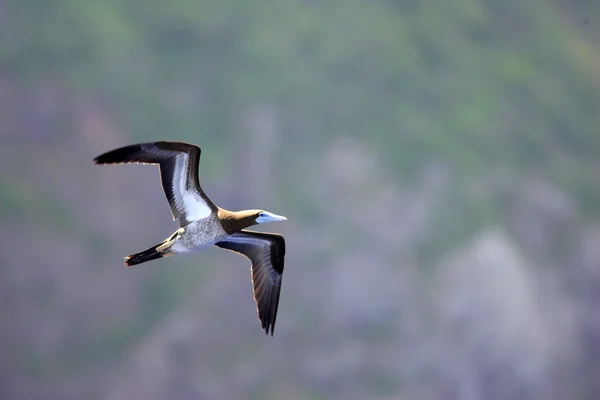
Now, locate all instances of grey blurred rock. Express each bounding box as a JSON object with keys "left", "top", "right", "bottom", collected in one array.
[{"left": 434, "top": 229, "right": 577, "bottom": 400}]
